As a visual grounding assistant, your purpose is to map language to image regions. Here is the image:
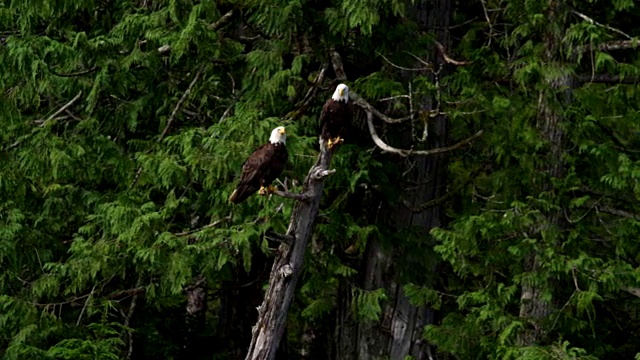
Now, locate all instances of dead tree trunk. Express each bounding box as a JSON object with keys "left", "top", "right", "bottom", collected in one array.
[{"left": 245, "top": 149, "right": 335, "bottom": 360}]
